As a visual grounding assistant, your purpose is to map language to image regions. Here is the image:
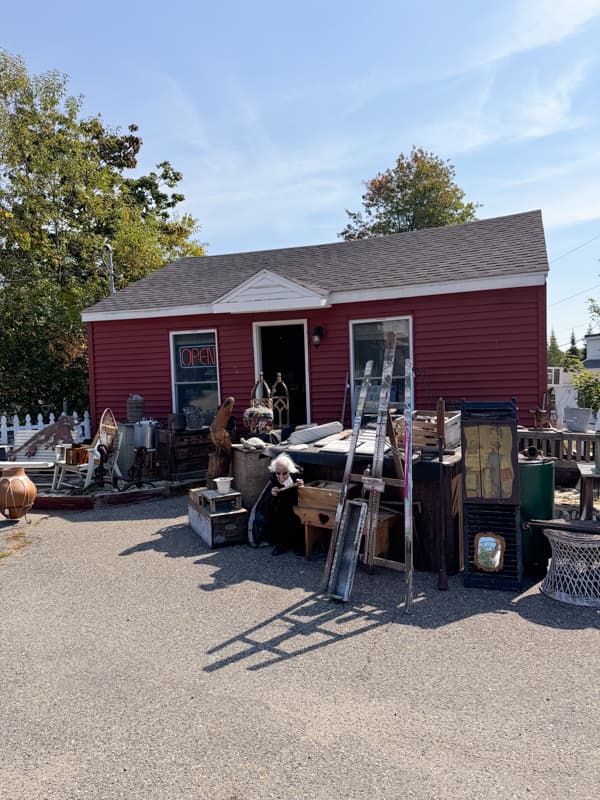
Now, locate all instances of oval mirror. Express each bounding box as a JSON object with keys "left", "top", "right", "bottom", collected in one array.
[{"left": 474, "top": 532, "right": 506, "bottom": 572}]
